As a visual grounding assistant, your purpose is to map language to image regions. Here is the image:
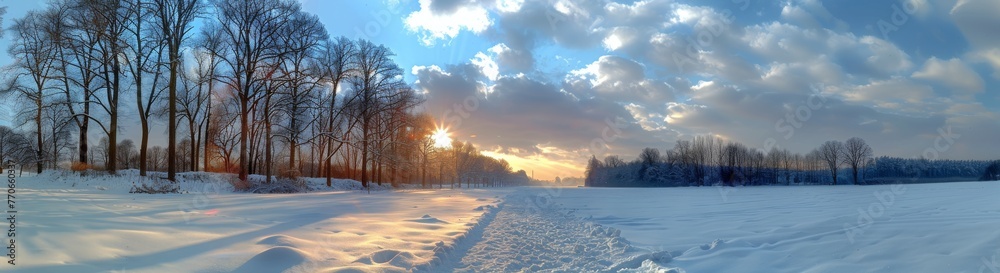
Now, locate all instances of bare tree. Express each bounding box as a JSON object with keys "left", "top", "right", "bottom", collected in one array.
[
  {"left": 55, "top": 0, "right": 103, "bottom": 168},
  {"left": 209, "top": 99, "right": 240, "bottom": 172},
  {"left": 819, "top": 140, "right": 845, "bottom": 185},
  {"left": 351, "top": 40, "right": 408, "bottom": 188},
  {"left": 4, "top": 10, "right": 61, "bottom": 173},
  {"left": 639, "top": 147, "right": 660, "bottom": 166},
  {"left": 314, "top": 37, "right": 358, "bottom": 186},
  {"left": 0, "top": 126, "right": 14, "bottom": 162},
  {"left": 0, "top": 6, "right": 6, "bottom": 37},
  {"left": 267, "top": 9, "right": 327, "bottom": 183},
  {"left": 148, "top": 145, "right": 166, "bottom": 171},
  {"left": 604, "top": 155, "right": 625, "bottom": 168},
  {"left": 0, "top": 127, "right": 34, "bottom": 165},
  {"left": 153, "top": 0, "right": 203, "bottom": 181},
  {"left": 412, "top": 113, "right": 435, "bottom": 188},
  {"left": 195, "top": 27, "right": 224, "bottom": 173},
  {"left": 211, "top": 0, "right": 298, "bottom": 182},
  {"left": 71, "top": 0, "right": 132, "bottom": 174},
  {"left": 121, "top": 0, "right": 167, "bottom": 176},
  {"left": 116, "top": 139, "right": 137, "bottom": 170},
  {"left": 842, "top": 137, "right": 873, "bottom": 185},
  {"left": 42, "top": 102, "right": 75, "bottom": 168}
]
